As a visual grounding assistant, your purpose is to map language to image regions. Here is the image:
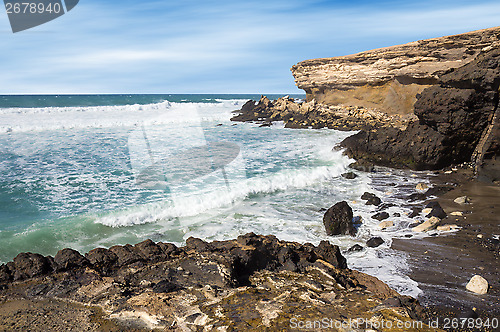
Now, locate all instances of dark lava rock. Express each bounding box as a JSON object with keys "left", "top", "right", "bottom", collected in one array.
[
  {"left": 341, "top": 48, "right": 500, "bottom": 172},
  {"left": 408, "top": 207, "right": 422, "bottom": 218},
  {"left": 424, "top": 202, "right": 447, "bottom": 219},
  {"left": 135, "top": 239, "right": 165, "bottom": 262},
  {"left": 0, "top": 264, "right": 11, "bottom": 284},
  {"left": 153, "top": 279, "right": 182, "bottom": 293},
  {"left": 314, "top": 241, "right": 347, "bottom": 269},
  {"left": 341, "top": 172, "right": 358, "bottom": 179},
  {"left": 323, "top": 201, "right": 355, "bottom": 236},
  {"left": 259, "top": 122, "right": 272, "bottom": 127},
  {"left": 361, "top": 192, "right": 381, "bottom": 206},
  {"left": 85, "top": 248, "right": 118, "bottom": 273},
  {"left": 109, "top": 244, "right": 144, "bottom": 267},
  {"left": 347, "top": 244, "right": 364, "bottom": 253},
  {"left": 11, "top": 252, "right": 53, "bottom": 281},
  {"left": 54, "top": 248, "right": 89, "bottom": 272},
  {"left": 372, "top": 212, "right": 390, "bottom": 221},
  {"left": 366, "top": 237, "right": 385, "bottom": 248}
]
